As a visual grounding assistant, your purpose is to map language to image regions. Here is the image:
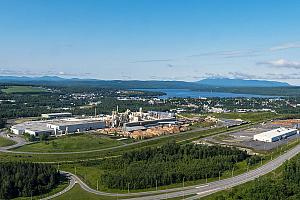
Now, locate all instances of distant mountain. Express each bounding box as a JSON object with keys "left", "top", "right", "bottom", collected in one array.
[
  {"left": 0, "top": 76, "right": 292, "bottom": 89},
  {"left": 0, "top": 76, "right": 65, "bottom": 82},
  {"left": 0, "top": 76, "right": 200, "bottom": 89},
  {"left": 197, "top": 78, "right": 290, "bottom": 87}
]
